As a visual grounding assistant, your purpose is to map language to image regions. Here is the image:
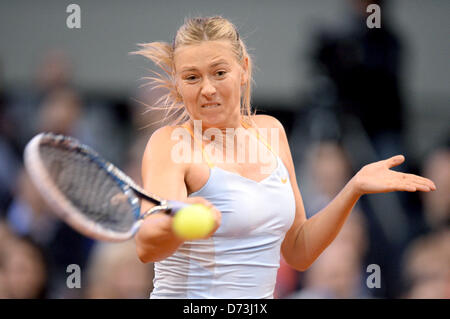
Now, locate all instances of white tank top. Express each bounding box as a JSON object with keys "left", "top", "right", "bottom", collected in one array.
[{"left": 150, "top": 122, "right": 296, "bottom": 298}]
